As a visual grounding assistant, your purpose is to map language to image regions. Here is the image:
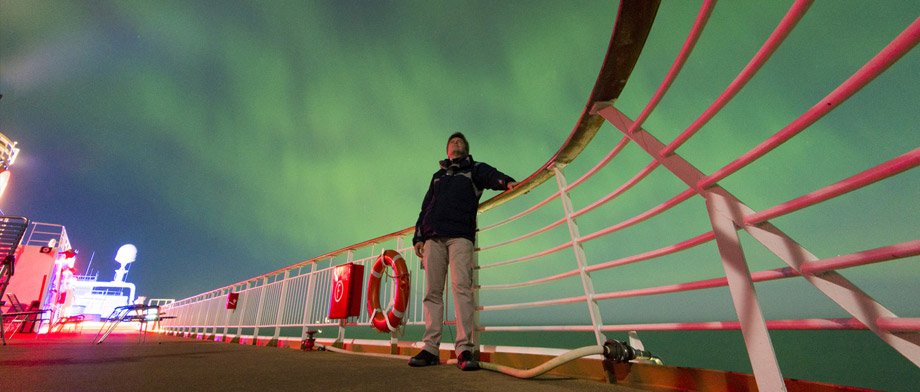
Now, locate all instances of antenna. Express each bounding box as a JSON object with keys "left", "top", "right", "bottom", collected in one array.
[{"left": 84, "top": 251, "right": 96, "bottom": 275}]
